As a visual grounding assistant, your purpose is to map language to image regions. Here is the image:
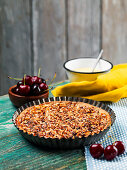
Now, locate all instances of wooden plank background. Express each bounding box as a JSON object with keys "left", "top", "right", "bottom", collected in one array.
[
  {"left": 0, "top": 0, "right": 32, "bottom": 95},
  {"left": 32, "top": 0, "right": 66, "bottom": 82},
  {"left": 102, "top": 0, "right": 127, "bottom": 64},
  {"left": 68, "top": 0, "right": 101, "bottom": 58},
  {"left": 0, "top": 0, "right": 127, "bottom": 95}
]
